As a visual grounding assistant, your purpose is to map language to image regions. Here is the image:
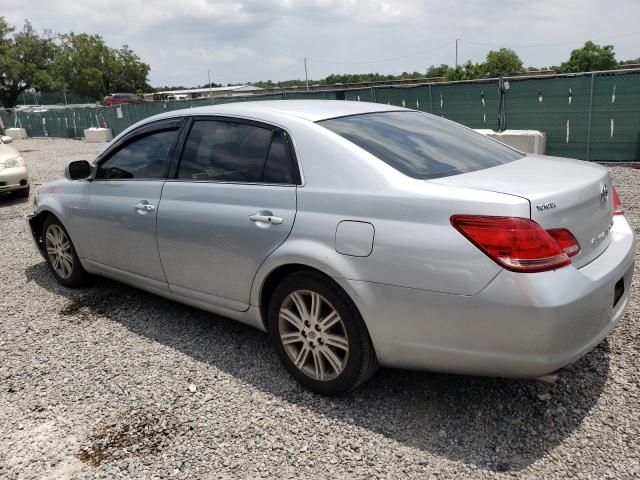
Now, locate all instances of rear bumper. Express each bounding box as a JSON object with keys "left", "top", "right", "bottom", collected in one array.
[
  {"left": 0, "top": 166, "right": 29, "bottom": 192},
  {"left": 341, "top": 215, "right": 635, "bottom": 378}
]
